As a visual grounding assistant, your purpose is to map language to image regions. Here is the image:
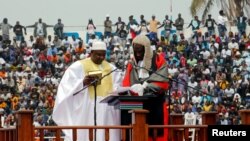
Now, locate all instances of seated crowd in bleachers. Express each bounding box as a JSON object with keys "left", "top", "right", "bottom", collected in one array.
[{"left": 0, "top": 11, "right": 250, "bottom": 129}]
